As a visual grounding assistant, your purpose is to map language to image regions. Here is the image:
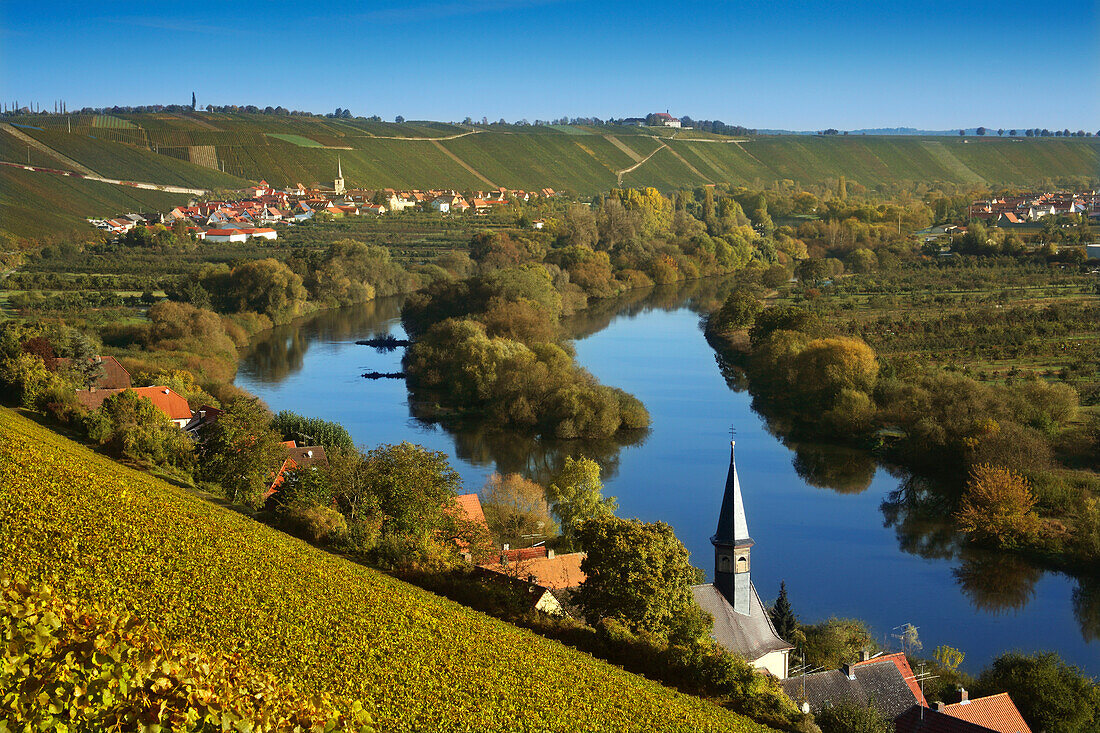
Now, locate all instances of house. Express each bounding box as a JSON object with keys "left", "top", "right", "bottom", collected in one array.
[
  {"left": 75, "top": 386, "right": 193, "bottom": 428},
  {"left": 204, "top": 228, "right": 249, "bottom": 243},
  {"left": 474, "top": 566, "right": 567, "bottom": 615},
  {"left": 651, "top": 112, "right": 681, "bottom": 128},
  {"left": 1086, "top": 243, "right": 1100, "bottom": 260},
  {"left": 53, "top": 355, "right": 131, "bottom": 390},
  {"left": 532, "top": 219, "right": 546, "bottom": 230},
  {"left": 241, "top": 227, "right": 277, "bottom": 241},
  {"left": 185, "top": 405, "right": 222, "bottom": 434},
  {"left": 265, "top": 441, "right": 329, "bottom": 500},
  {"left": 691, "top": 442, "right": 794, "bottom": 678},
  {"left": 938, "top": 691, "right": 1031, "bottom": 733},
  {"left": 479, "top": 546, "right": 586, "bottom": 591},
  {"left": 782, "top": 651, "right": 926, "bottom": 718},
  {"left": 470, "top": 198, "right": 493, "bottom": 215},
  {"left": 362, "top": 204, "right": 386, "bottom": 215}
]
